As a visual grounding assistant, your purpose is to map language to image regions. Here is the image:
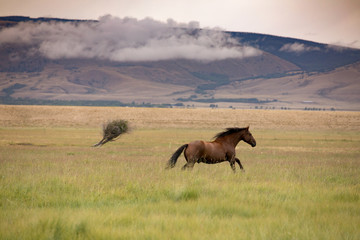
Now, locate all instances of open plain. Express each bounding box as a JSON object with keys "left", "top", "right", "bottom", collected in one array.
[{"left": 0, "top": 105, "right": 359, "bottom": 239}]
